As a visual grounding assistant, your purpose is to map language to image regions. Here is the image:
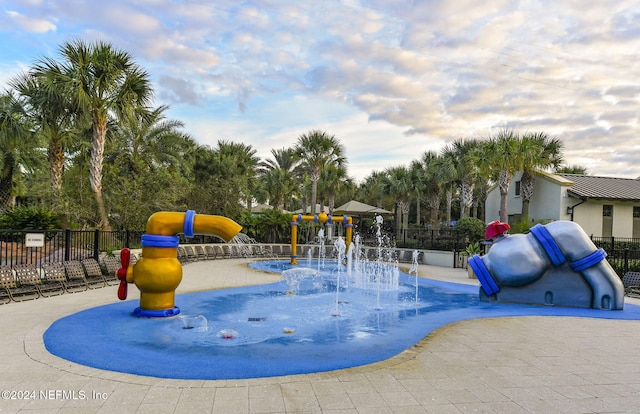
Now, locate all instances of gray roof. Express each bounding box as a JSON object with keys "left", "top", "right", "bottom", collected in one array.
[{"left": 556, "top": 173, "right": 640, "bottom": 201}]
